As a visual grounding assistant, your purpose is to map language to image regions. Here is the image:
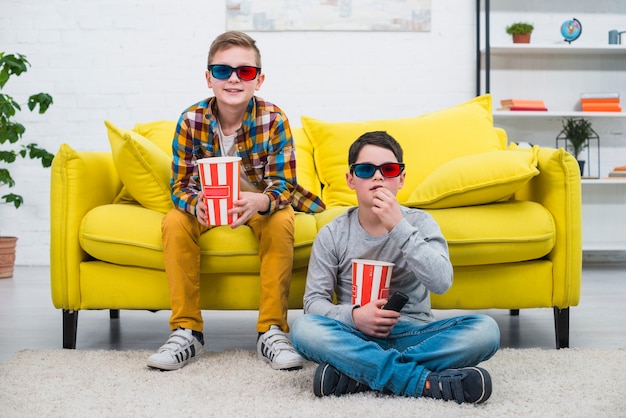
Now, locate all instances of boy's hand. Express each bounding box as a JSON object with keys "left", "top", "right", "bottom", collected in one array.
[
  {"left": 228, "top": 191, "right": 270, "bottom": 228},
  {"left": 195, "top": 190, "right": 209, "bottom": 226},
  {"left": 352, "top": 298, "right": 400, "bottom": 338},
  {"left": 371, "top": 187, "right": 403, "bottom": 231}
]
